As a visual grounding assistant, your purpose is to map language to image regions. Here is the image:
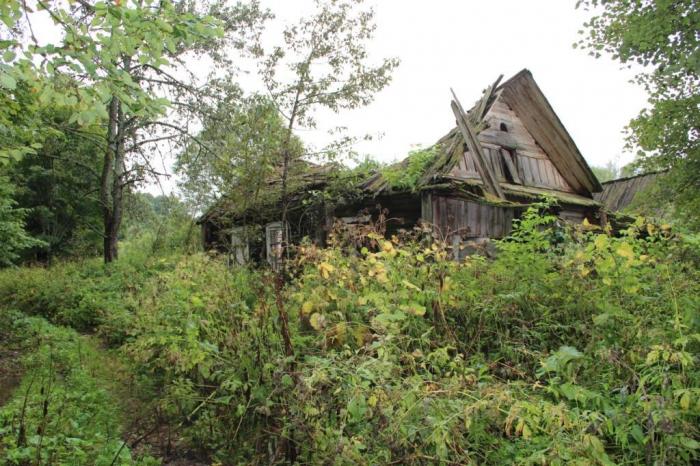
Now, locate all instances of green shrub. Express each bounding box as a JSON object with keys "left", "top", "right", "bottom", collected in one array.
[{"left": 381, "top": 146, "right": 437, "bottom": 192}]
